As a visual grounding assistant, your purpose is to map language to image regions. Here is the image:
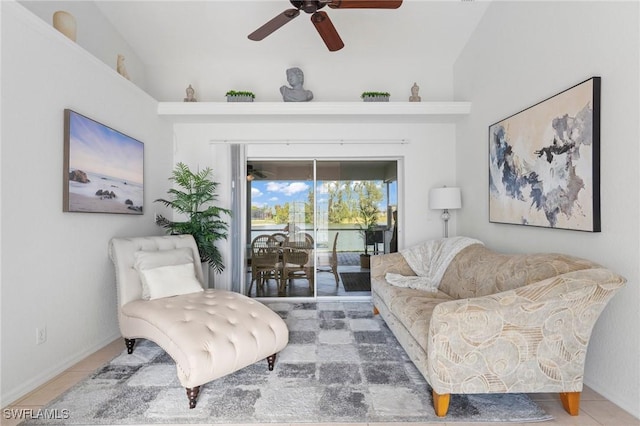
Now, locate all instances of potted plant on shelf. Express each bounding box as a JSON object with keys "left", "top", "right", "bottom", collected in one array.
[
  {"left": 226, "top": 90, "right": 255, "bottom": 102},
  {"left": 154, "top": 162, "right": 231, "bottom": 274},
  {"left": 361, "top": 91, "right": 390, "bottom": 102},
  {"left": 356, "top": 182, "right": 382, "bottom": 269}
]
